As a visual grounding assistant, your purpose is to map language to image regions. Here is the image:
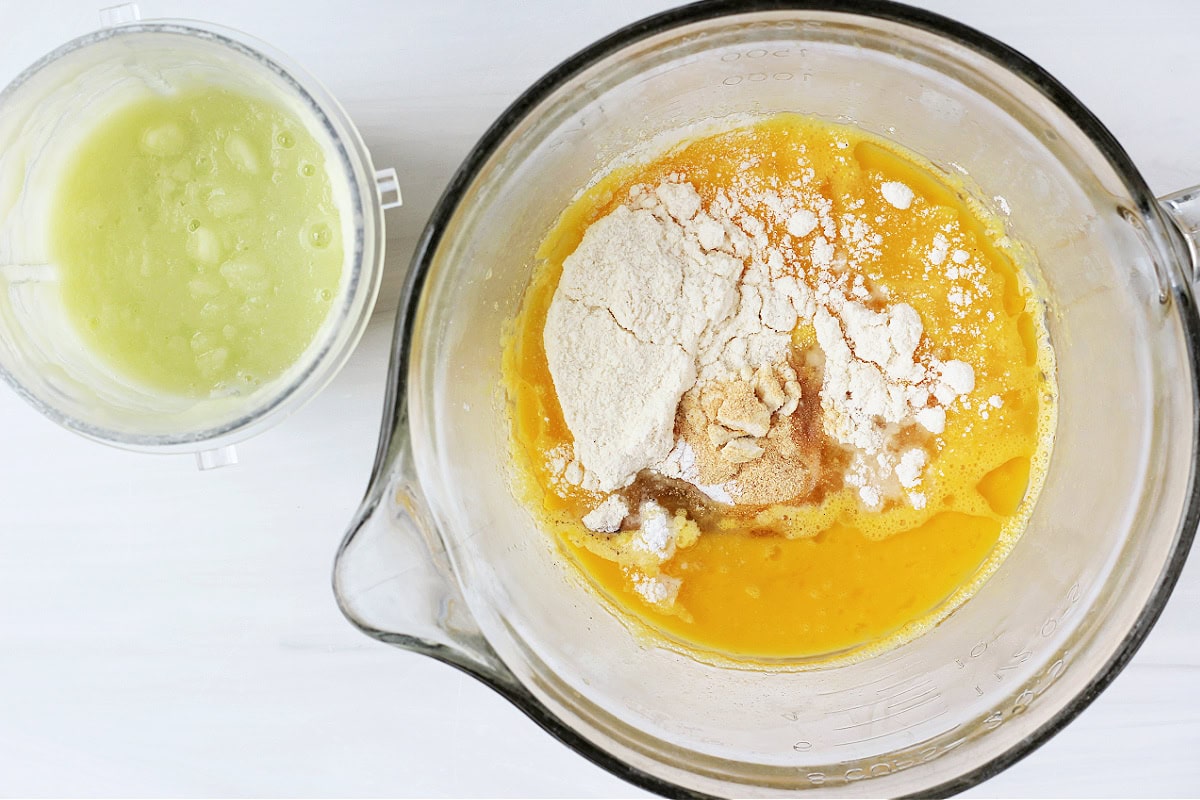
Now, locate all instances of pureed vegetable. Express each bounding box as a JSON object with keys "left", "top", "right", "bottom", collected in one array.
[{"left": 51, "top": 85, "right": 343, "bottom": 397}]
